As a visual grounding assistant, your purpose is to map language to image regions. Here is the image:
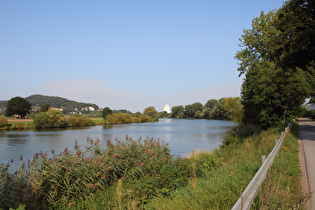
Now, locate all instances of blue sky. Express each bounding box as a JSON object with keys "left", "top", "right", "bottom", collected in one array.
[{"left": 1, "top": 0, "right": 284, "bottom": 112}]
